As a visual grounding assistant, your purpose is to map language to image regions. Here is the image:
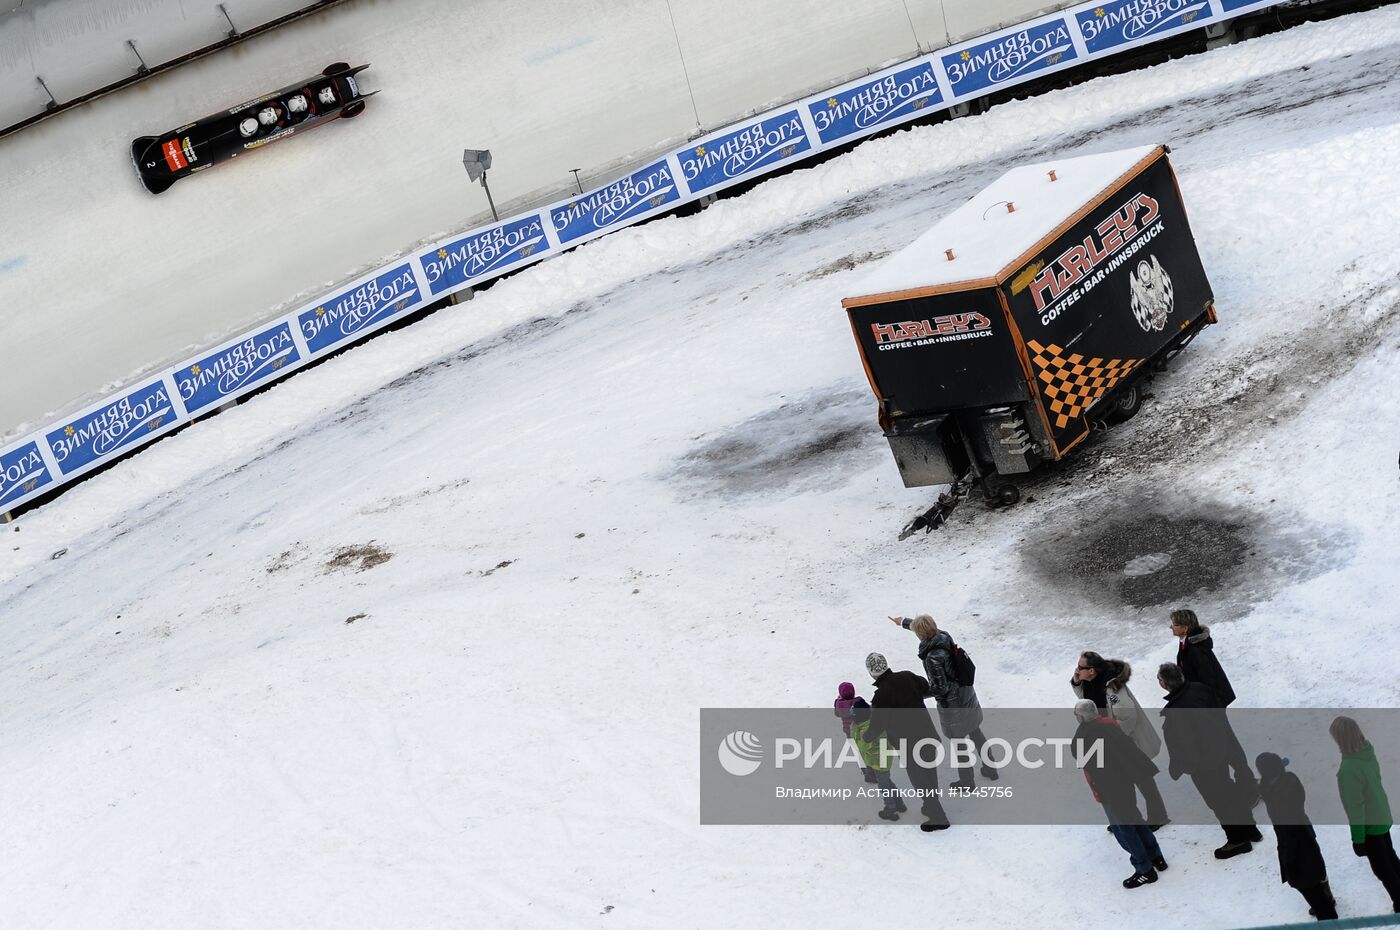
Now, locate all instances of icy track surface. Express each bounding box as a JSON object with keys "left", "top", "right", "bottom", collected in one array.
[
  {"left": 0, "top": 0, "right": 937, "bottom": 440},
  {"left": 4, "top": 8, "right": 1400, "bottom": 928}
]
